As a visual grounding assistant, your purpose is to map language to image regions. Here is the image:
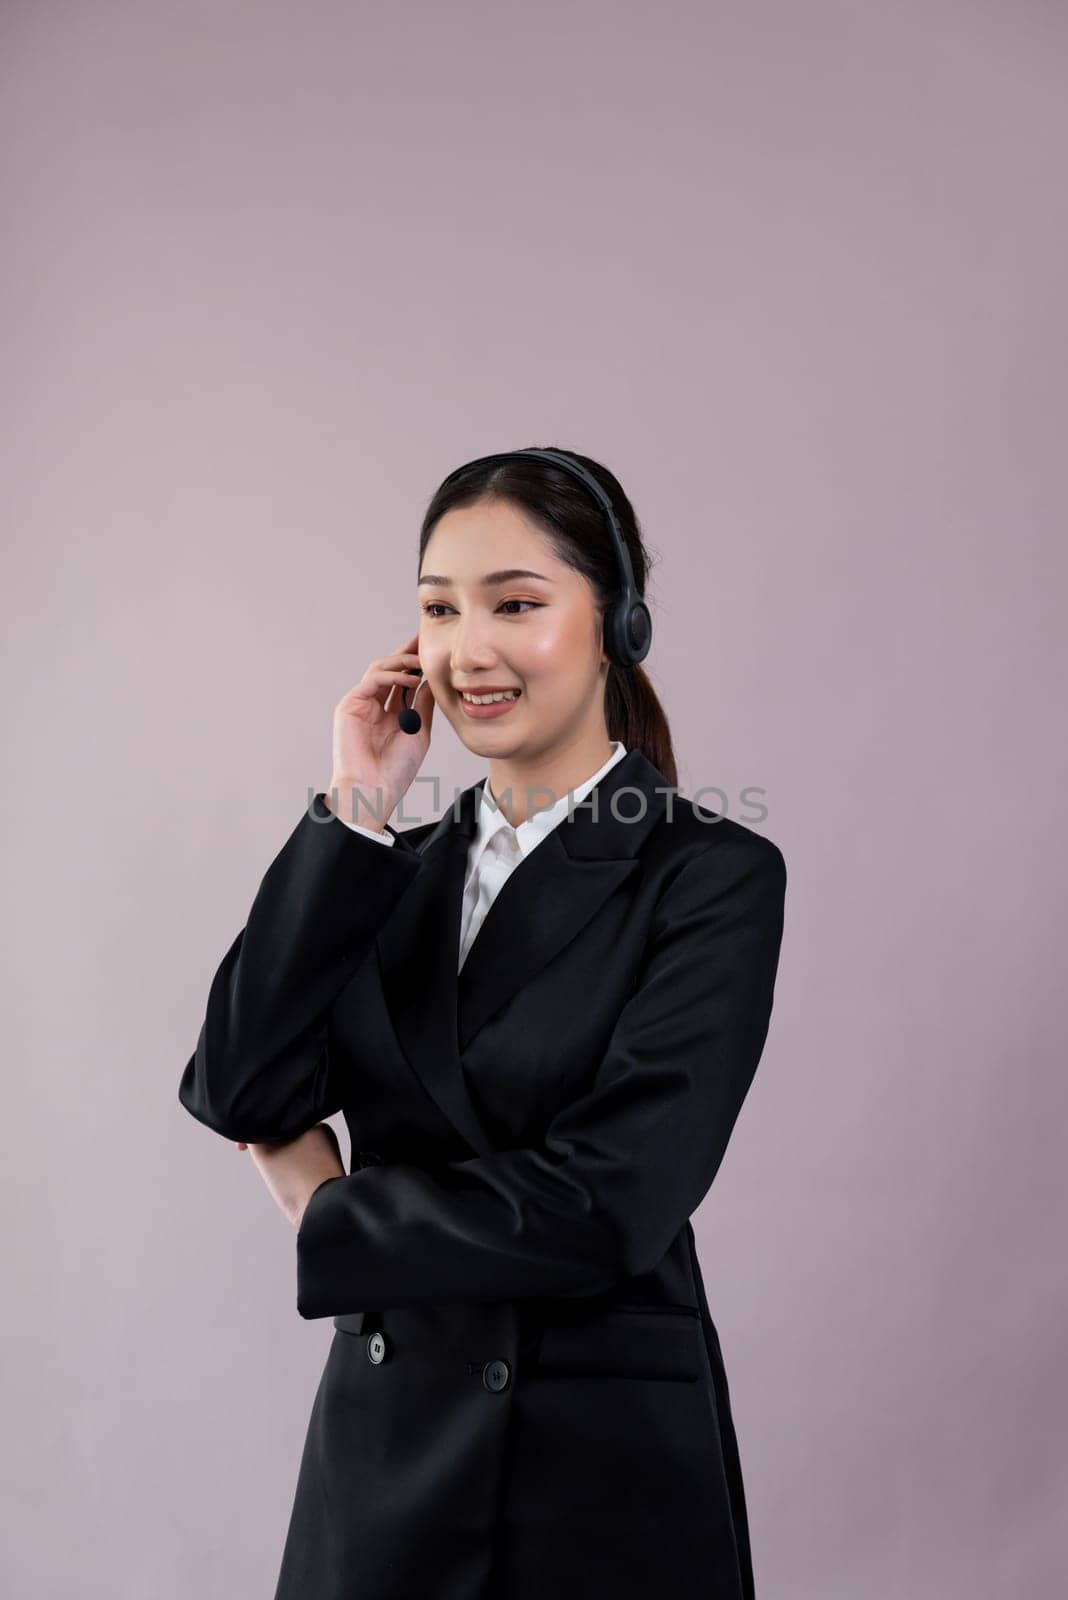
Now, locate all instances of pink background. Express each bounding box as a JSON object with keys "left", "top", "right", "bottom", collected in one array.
[{"left": 3, "top": 1, "right": 1065, "bottom": 1594}]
